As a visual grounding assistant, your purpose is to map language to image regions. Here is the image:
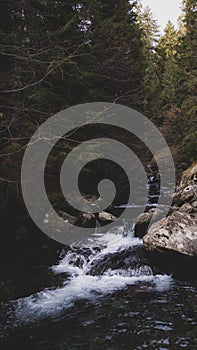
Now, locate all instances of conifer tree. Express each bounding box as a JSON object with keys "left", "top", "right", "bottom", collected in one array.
[
  {"left": 136, "top": 4, "right": 160, "bottom": 119},
  {"left": 179, "top": 0, "right": 197, "bottom": 161},
  {"left": 157, "top": 21, "right": 180, "bottom": 112},
  {"left": 81, "top": 0, "right": 145, "bottom": 108}
]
